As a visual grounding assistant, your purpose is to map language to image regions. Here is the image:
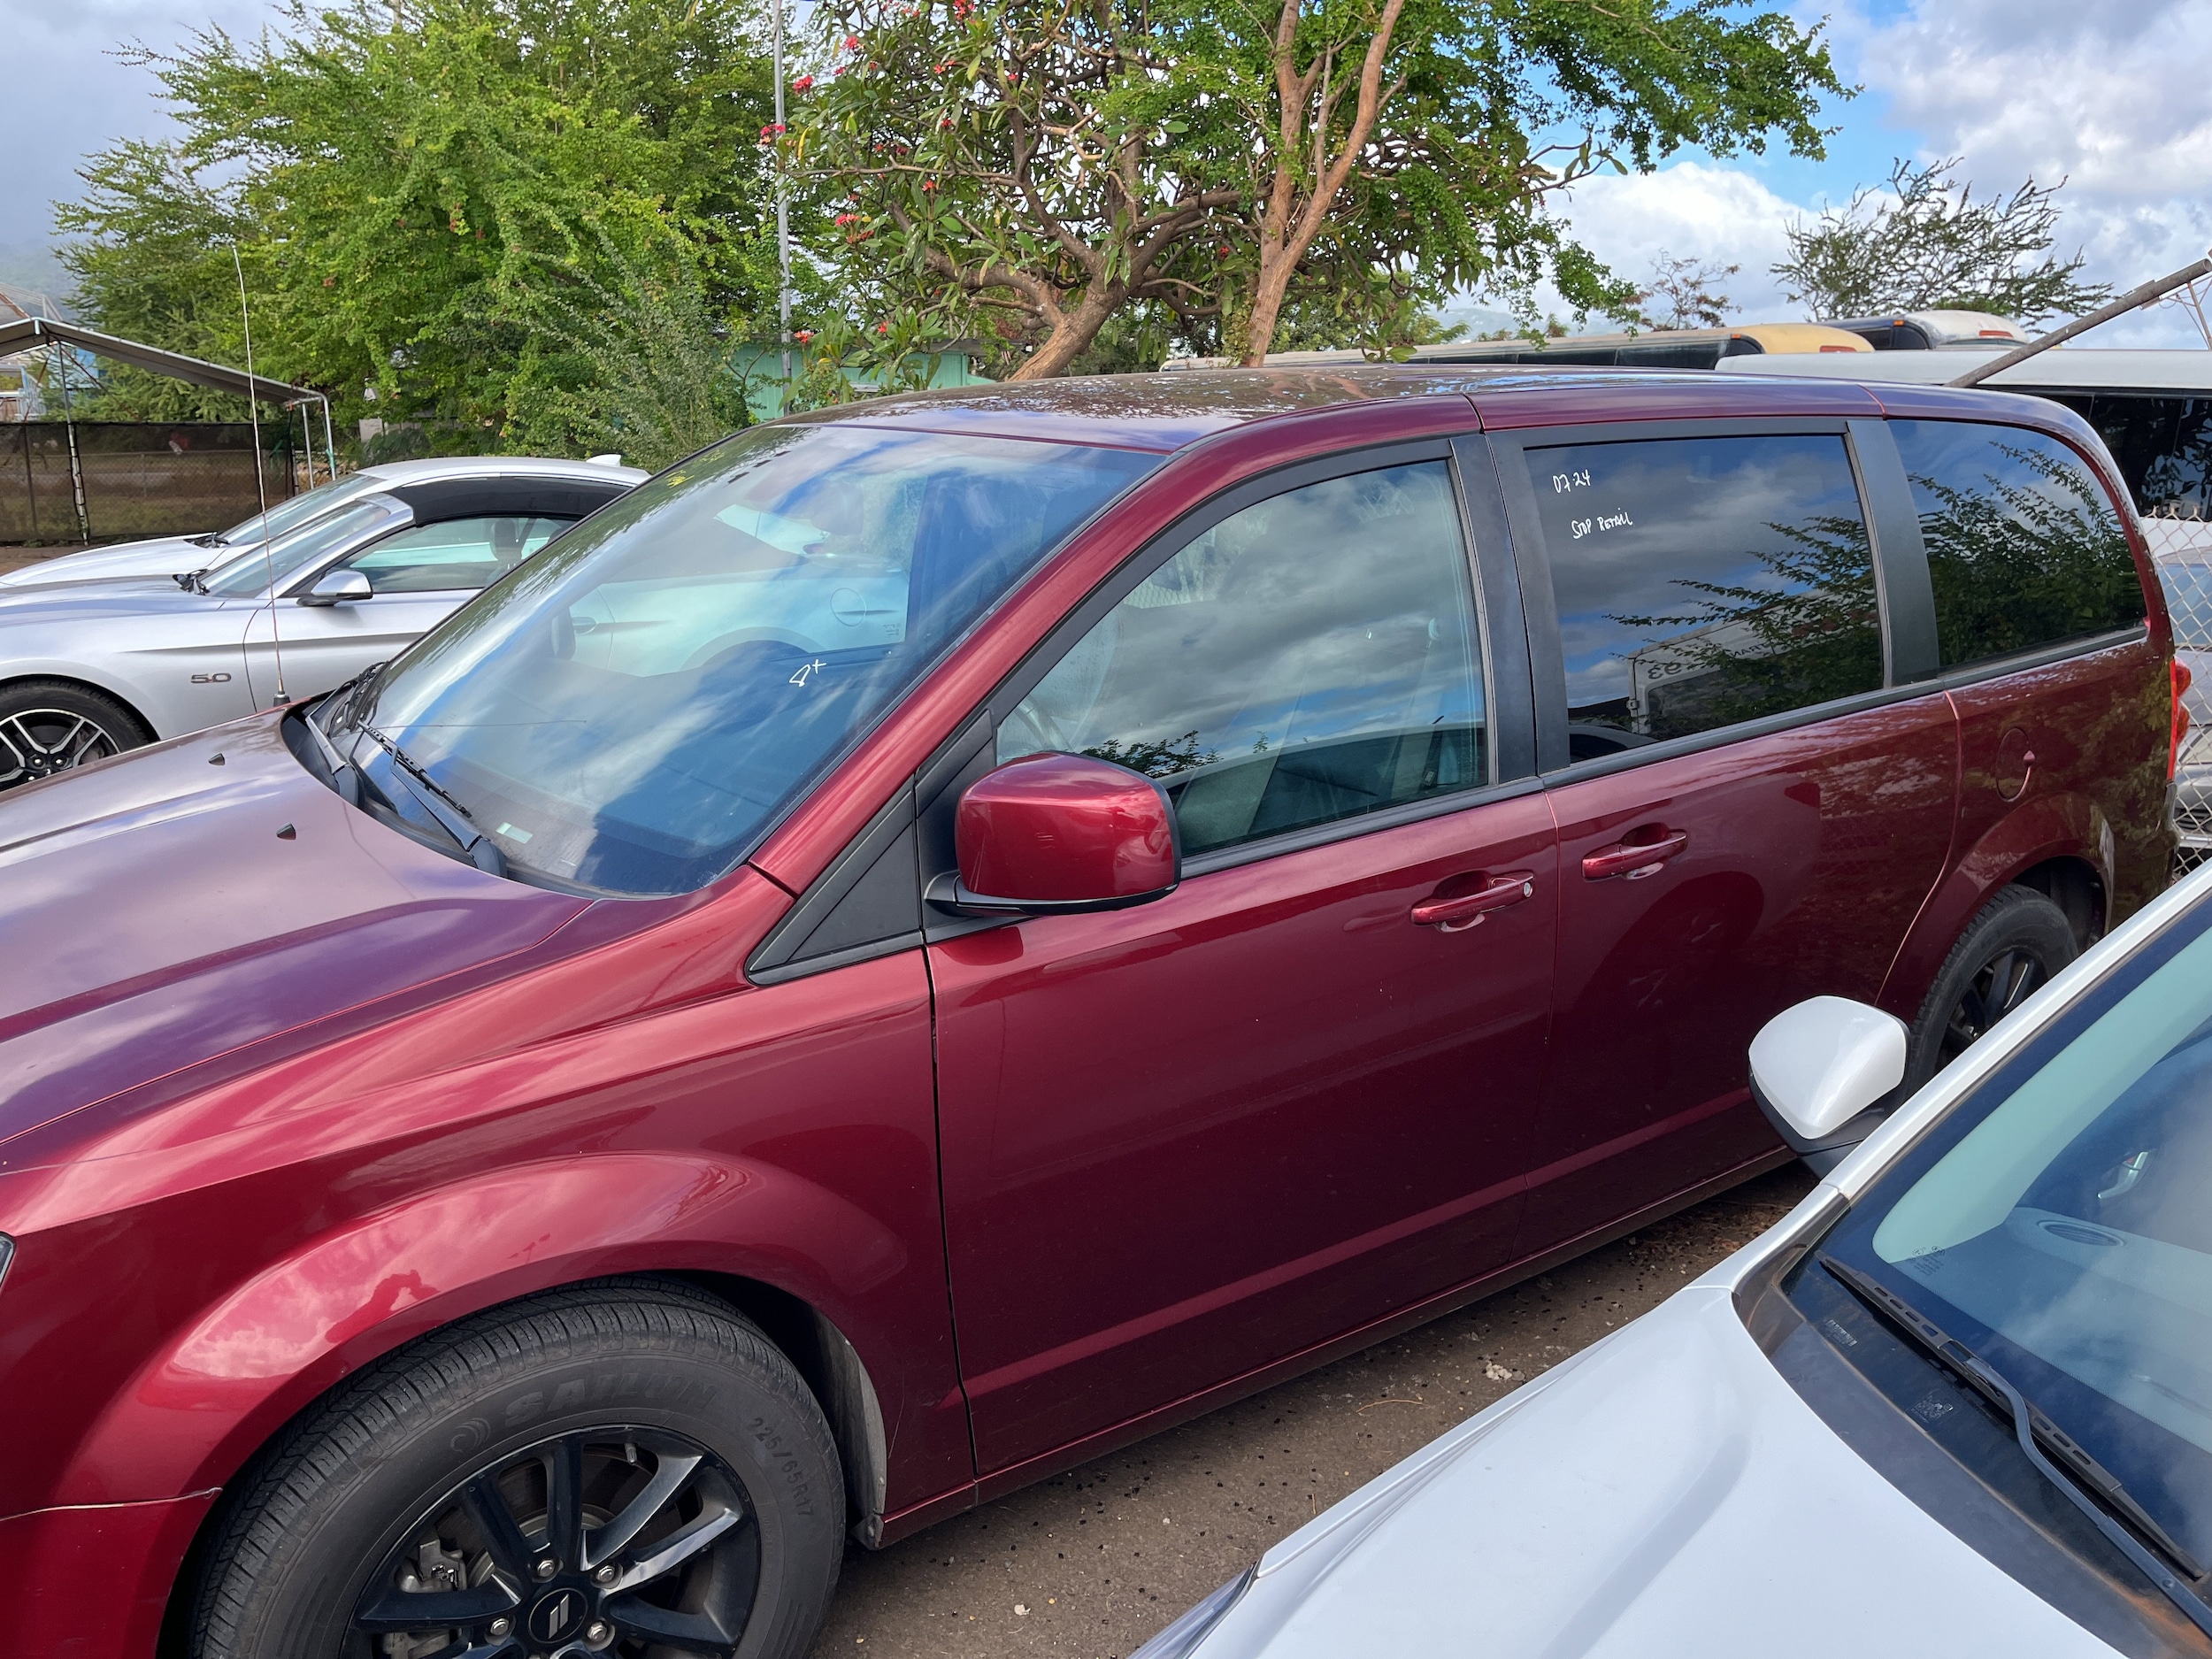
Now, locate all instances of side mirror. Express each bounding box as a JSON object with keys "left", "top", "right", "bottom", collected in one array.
[
  {"left": 931, "top": 752, "right": 1179, "bottom": 917},
  {"left": 298, "top": 569, "right": 373, "bottom": 607},
  {"left": 1749, "top": 996, "right": 1909, "bottom": 1174}
]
